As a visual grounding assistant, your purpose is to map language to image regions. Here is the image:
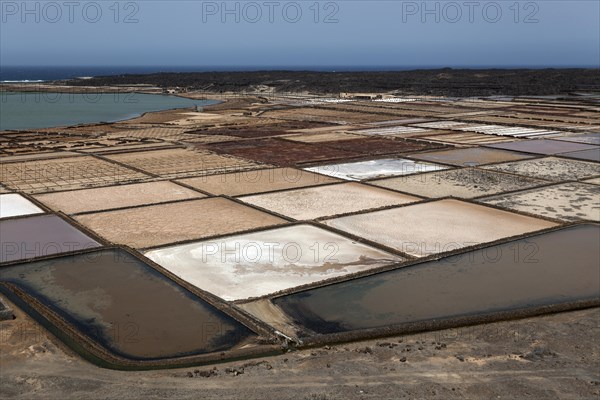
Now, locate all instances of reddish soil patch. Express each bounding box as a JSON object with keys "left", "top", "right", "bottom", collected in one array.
[
  {"left": 200, "top": 138, "right": 361, "bottom": 166},
  {"left": 321, "top": 137, "right": 447, "bottom": 156}
]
